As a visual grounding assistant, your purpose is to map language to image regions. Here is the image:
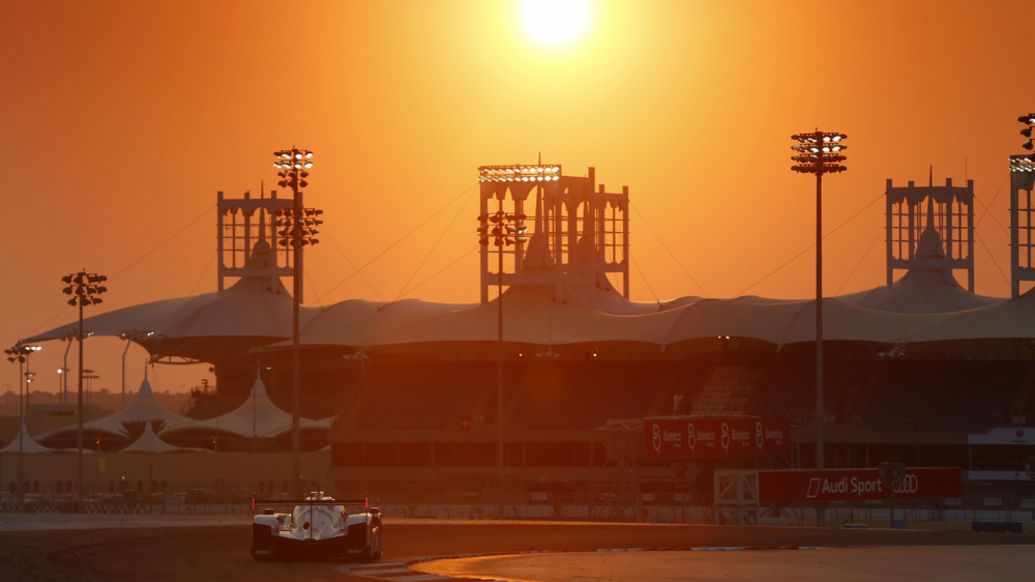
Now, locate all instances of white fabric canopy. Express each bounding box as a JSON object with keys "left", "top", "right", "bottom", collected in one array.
[
  {"left": 78, "top": 377, "right": 194, "bottom": 437},
  {"left": 839, "top": 268, "right": 1001, "bottom": 314},
  {"left": 25, "top": 274, "right": 302, "bottom": 343},
  {"left": 171, "top": 378, "right": 331, "bottom": 439},
  {"left": 121, "top": 423, "right": 209, "bottom": 453},
  {"left": 1, "top": 422, "right": 59, "bottom": 454},
  {"left": 21, "top": 259, "right": 1034, "bottom": 353}
]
